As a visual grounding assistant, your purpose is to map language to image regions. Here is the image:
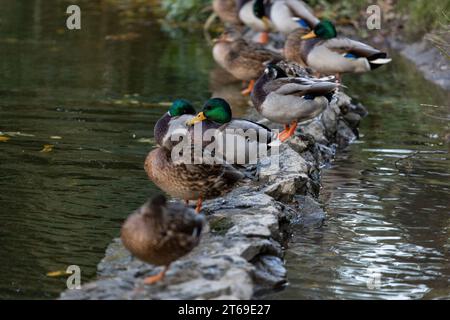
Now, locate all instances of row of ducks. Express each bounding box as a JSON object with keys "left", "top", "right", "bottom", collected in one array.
[{"left": 120, "top": 0, "right": 392, "bottom": 285}]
